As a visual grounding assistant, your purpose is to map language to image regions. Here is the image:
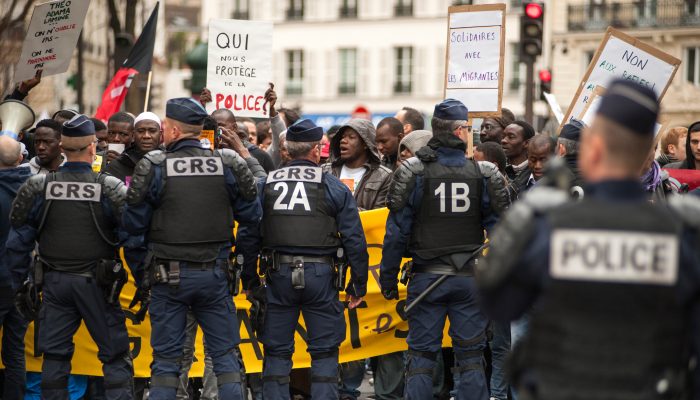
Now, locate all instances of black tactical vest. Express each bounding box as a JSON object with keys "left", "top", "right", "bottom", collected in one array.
[
  {"left": 261, "top": 165, "right": 341, "bottom": 250},
  {"left": 148, "top": 147, "right": 233, "bottom": 250},
  {"left": 409, "top": 159, "right": 484, "bottom": 259},
  {"left": 38, "top": 171, "right": 116, "bottom": 272},
  {"left": 519, "top": 198, "right": 688, "bottom": 400}
]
